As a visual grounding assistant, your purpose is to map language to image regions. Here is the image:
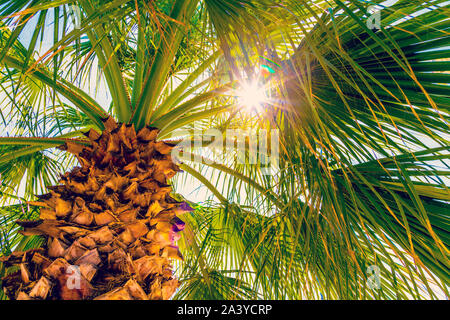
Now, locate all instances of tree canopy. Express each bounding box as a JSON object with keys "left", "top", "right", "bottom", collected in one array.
[{"left": 0, "top": 0, "right": 449, "bottom": 299}]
